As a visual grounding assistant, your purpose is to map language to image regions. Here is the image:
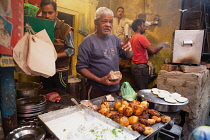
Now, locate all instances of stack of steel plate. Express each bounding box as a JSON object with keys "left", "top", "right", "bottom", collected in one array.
[{"left": 17, "top": 96, "right": 46, "bottom": 118}]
